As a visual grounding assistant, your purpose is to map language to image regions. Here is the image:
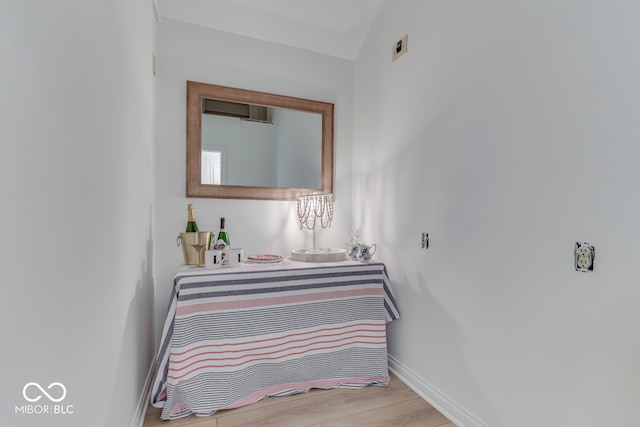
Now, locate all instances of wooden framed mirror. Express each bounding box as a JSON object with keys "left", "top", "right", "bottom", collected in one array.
[{"left": 186, "top": 81, "right": 334, "bottom": 200}]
